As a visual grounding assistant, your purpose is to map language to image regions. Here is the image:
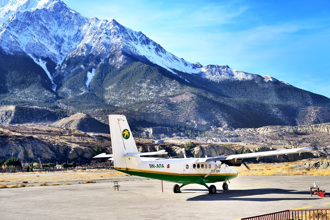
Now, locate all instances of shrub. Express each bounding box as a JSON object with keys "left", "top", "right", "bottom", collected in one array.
[
  {"left": 61, "top": 162, "right": 76, "bottom": 168},
  {"left": 4, "top": 157, "right": 22, "bottom": 168},
  {"left": 32, "top": 162, "right": 40, "bottom": 169},
  {"left": 184, "top": 141, "right": 194, "bottom": 150},
  {"left": 93, "top": 147, "right": 102, "bottom": 154},
  {"left": 39, "top": 182, "right": 48, "bottom": 186},
  {"left": 42, "top": 163, "right": 56, "bottom": 168}
]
